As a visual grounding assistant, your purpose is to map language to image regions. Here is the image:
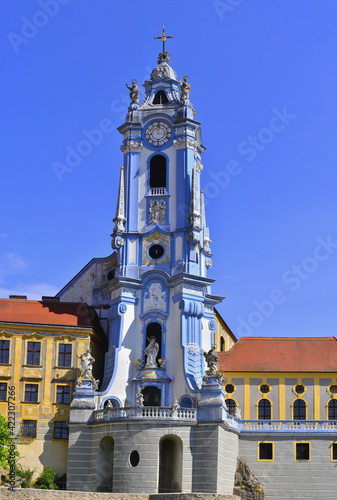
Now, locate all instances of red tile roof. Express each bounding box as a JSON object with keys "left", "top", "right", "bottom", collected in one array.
[
  {"left": 0, "top": 298, "right": 96, "bottom": 327},
  {"left": 218, "top": 336, "right": 337, "bottom": 372}
]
